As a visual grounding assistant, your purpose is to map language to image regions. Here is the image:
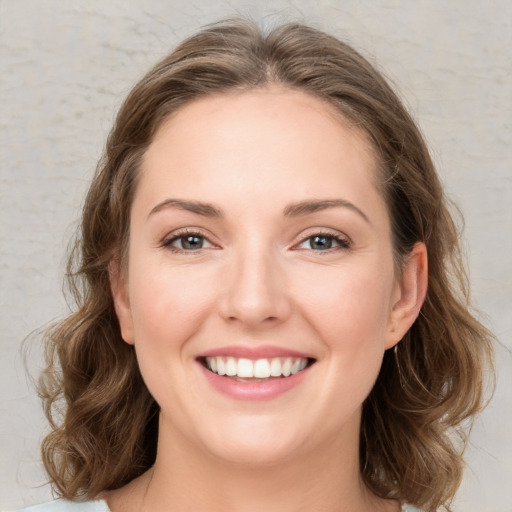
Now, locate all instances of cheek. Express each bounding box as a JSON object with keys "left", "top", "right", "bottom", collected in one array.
[
  {"left": 294, "top": 260, "right": 395, "bottom": 394},
  {"left": 295, "top": 262, "right": 394, "bottom": 344},
  {"left": 127, "top": 261, "right": 217, "bottom": 357},
  {"left": 282, "top": 262, "right": 395, "bottom": 437},
  {"left": 126, "top": 264, "right": 217, "bottom": 410}
]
